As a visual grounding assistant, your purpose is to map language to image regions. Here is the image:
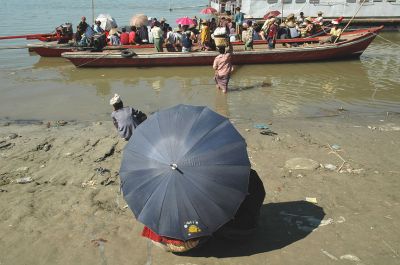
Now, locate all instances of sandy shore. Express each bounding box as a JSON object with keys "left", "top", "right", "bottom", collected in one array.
[{"left": 0, "top": 113, "right": 399, "bottom": 265}]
